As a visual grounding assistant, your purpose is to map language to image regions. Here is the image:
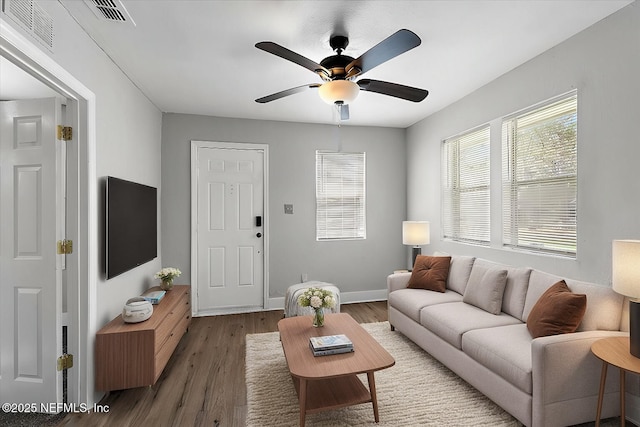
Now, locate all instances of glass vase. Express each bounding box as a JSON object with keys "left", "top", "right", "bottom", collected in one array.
[
  {"left": 160, "top": 278, "right": 173, "bottom": 291},
  {"left": 312, "top": 307, "right": 325, "bottom": 327}
]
